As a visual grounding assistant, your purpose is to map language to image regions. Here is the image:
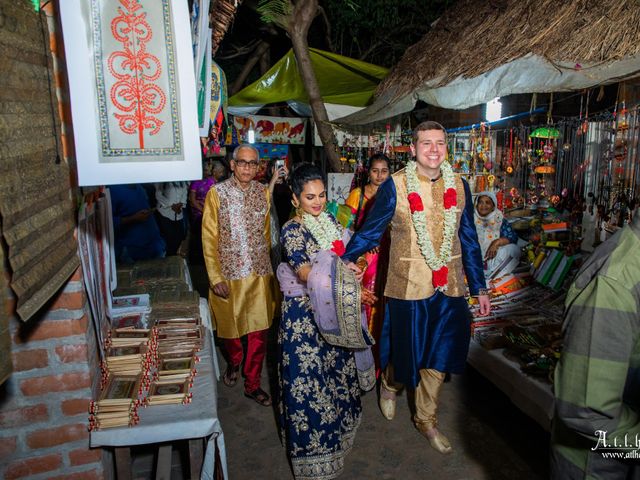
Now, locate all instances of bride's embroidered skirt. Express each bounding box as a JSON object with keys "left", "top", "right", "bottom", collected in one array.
[{"left": 278, "top": 295, "right": 362, "bottom": 480}]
